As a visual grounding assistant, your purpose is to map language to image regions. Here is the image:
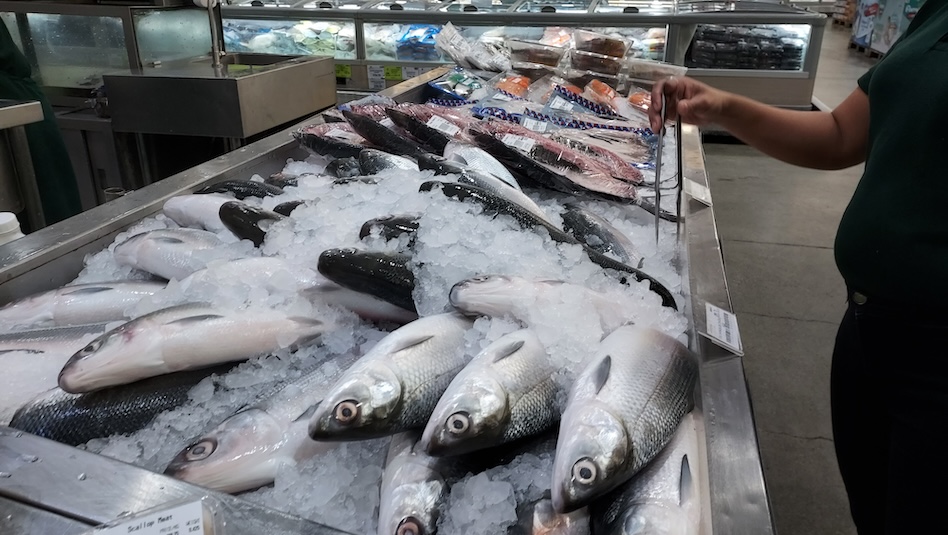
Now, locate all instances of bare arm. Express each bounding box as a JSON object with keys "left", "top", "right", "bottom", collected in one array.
[{"left": 650, "top": 78, "right": 870, "bottom": 171}]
